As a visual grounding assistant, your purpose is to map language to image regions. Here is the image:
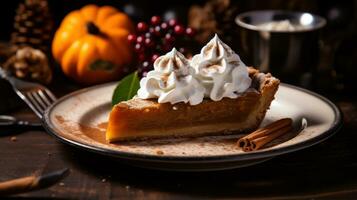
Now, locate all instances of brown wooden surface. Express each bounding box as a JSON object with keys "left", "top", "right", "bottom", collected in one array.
[{"left": 0, "top": 85, "right": 356, "bottom": 199}]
